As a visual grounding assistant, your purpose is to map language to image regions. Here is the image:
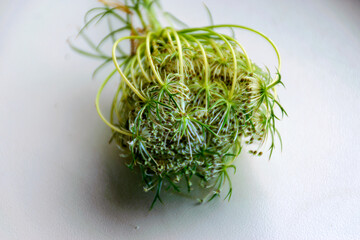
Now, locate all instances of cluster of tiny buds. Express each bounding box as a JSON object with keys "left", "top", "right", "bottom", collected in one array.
[
  {"left": 113, "top": 35, "right": 276, "bottom": 198},
  {"left": 248, "top": 150, "right": 263, "bottom": 156}
]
